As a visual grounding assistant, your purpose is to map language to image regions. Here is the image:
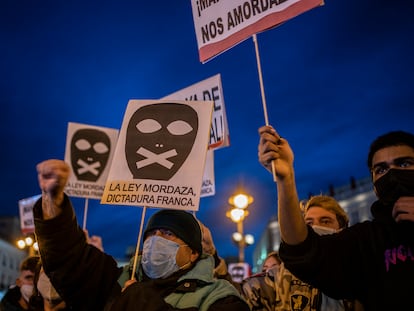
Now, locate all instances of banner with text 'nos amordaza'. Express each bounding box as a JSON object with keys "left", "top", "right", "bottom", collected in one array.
[{"left": 191, "top": 0, "right": 323, "bottom": 63}]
